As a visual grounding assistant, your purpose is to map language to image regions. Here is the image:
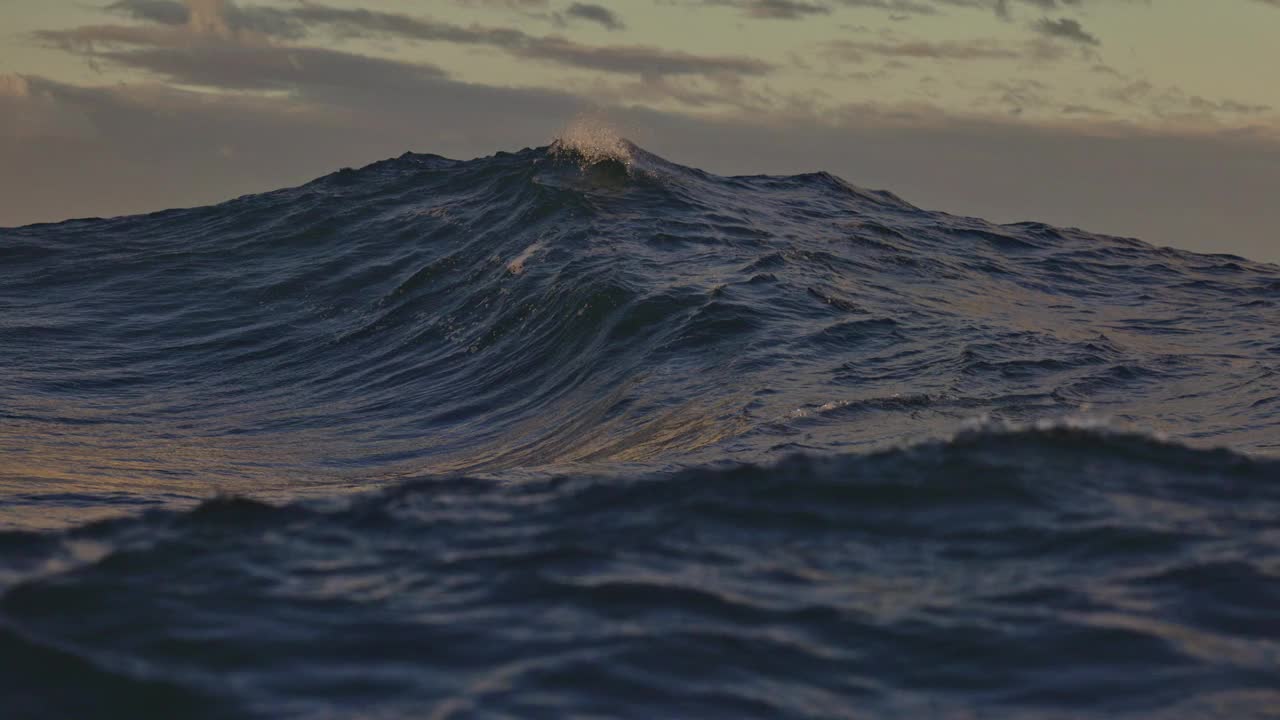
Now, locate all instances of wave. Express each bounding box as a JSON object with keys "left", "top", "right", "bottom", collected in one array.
[
  {"left": 1, "top": 427, "right": 1278, "bottom": 718},
  {"left": 3, "top": 139, "right": 1278, "bottom": 526},
  {"left": 3, "top": 137, "right": 1280, "bottom": 717}
]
